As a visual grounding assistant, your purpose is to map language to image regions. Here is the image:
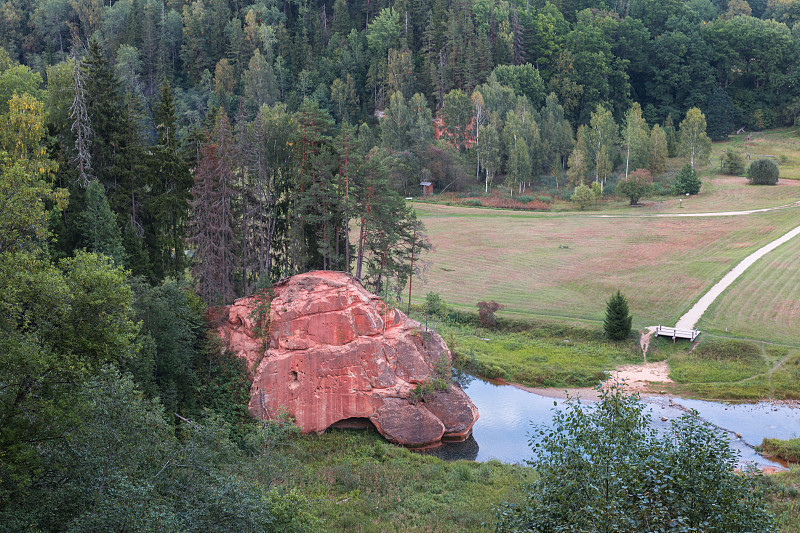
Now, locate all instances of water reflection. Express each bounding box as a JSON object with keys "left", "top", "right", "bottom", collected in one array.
[{"left": 423, "top": 377, "right": 797, "bottom": 470}]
